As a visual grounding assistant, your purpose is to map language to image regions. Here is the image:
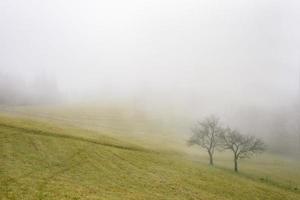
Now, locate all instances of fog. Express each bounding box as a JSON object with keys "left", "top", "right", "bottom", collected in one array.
[{"left": 0, "top": 1, "right": 300, "bottom": 155}]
